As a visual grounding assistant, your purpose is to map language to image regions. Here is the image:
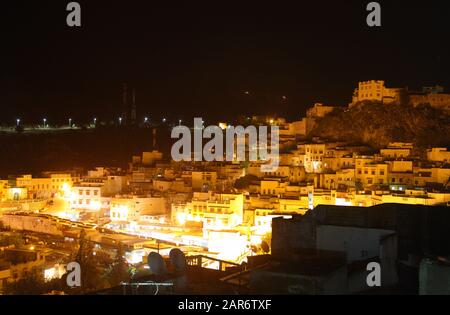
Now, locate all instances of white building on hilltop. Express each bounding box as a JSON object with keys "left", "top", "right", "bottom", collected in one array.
[{"left": 351, "top": 80, "right": 404, "bottom": 106}]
